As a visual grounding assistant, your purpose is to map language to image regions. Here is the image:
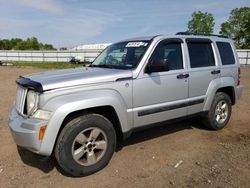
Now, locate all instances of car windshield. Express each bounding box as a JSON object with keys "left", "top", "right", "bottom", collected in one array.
[{"left": 90, "top": 41, "right": 150, "bottom": 70}]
